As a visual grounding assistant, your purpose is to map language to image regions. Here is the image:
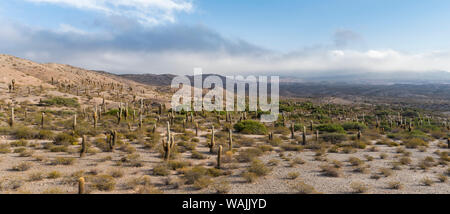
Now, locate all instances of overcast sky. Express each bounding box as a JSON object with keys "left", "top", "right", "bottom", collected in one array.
[{"left": 1, "top": 0, "right": 450, "bottom": 75}]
